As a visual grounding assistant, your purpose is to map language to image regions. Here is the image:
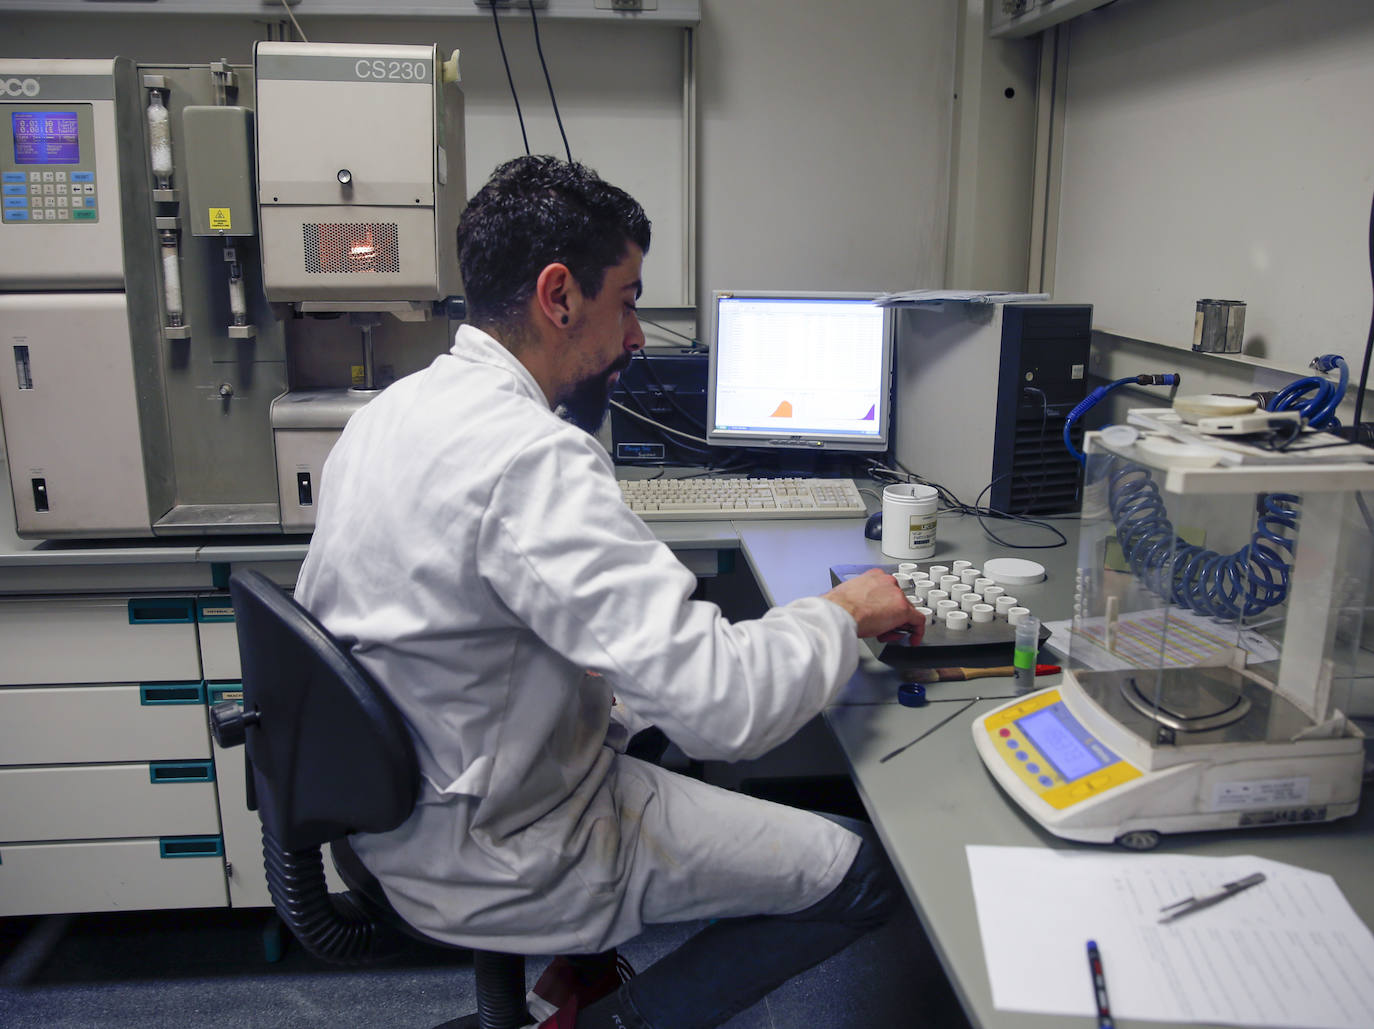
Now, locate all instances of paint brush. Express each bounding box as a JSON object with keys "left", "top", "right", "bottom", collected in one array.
[{"left": 907, "top": 663, "right": 1060, "bottom": 684}]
